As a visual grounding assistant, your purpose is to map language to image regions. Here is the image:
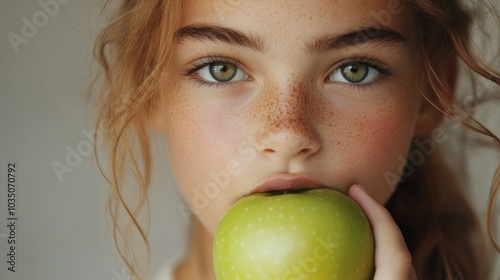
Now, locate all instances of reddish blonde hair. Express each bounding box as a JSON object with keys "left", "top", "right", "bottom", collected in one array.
[
  {"left": 385, "top": 0, "right": 500, "bottom": 279},
  {"left": 93, "top": 0, "right": 500, "bottom": 279},
  {"left": 94, "top": 1, "right": 180, "bottom": 278}
]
